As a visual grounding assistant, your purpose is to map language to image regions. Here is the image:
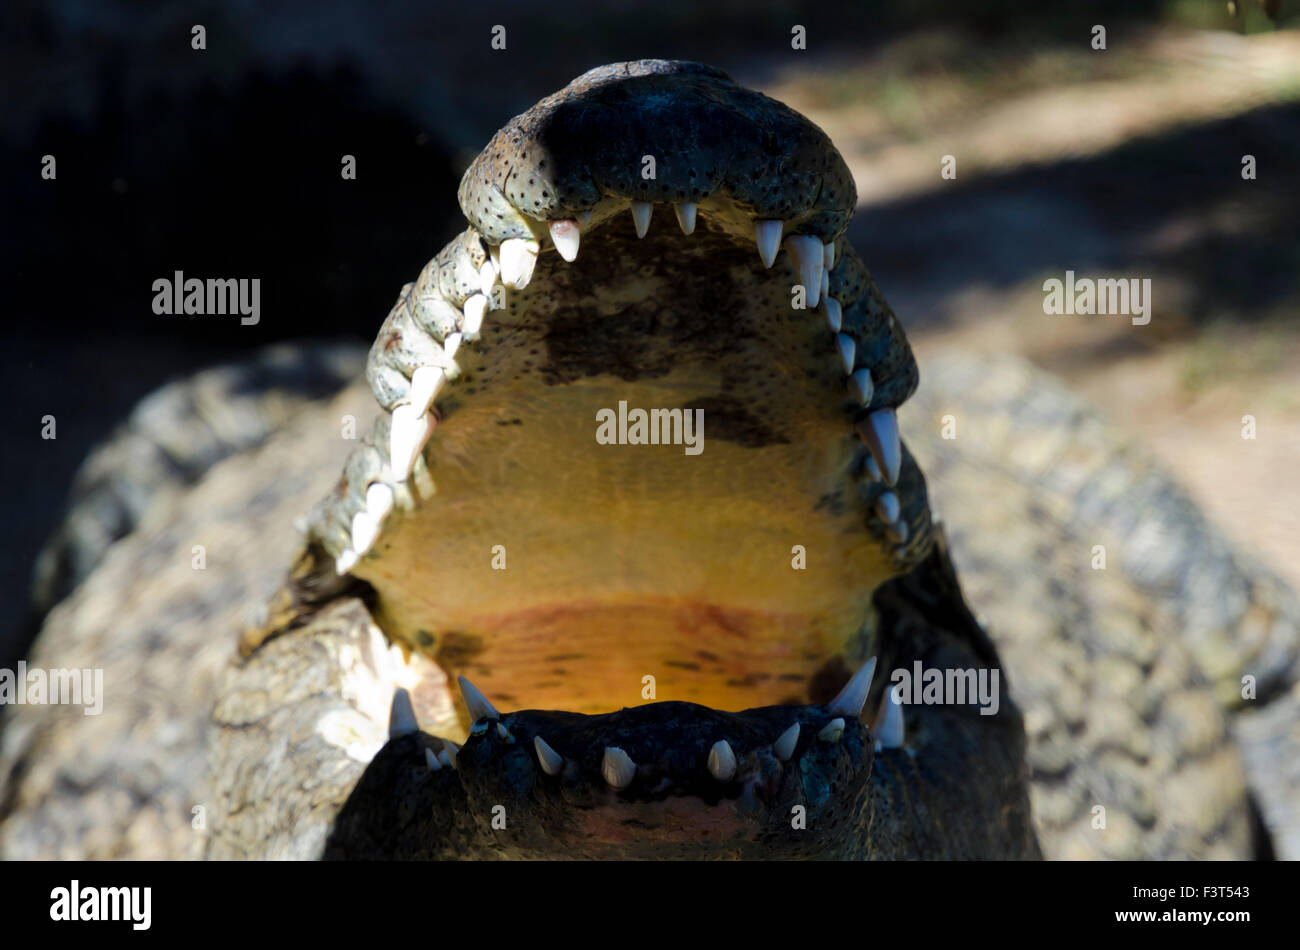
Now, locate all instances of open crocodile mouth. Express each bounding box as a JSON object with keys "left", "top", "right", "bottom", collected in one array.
[{"left": 253, "top": 61, "right": 1035, "bottom": 859}]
